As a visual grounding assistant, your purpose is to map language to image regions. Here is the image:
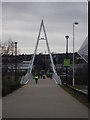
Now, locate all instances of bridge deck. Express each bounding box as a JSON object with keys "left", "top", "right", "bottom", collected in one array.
[{"left": 2, "top": 78, "right": 88, "bottom": 118}]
